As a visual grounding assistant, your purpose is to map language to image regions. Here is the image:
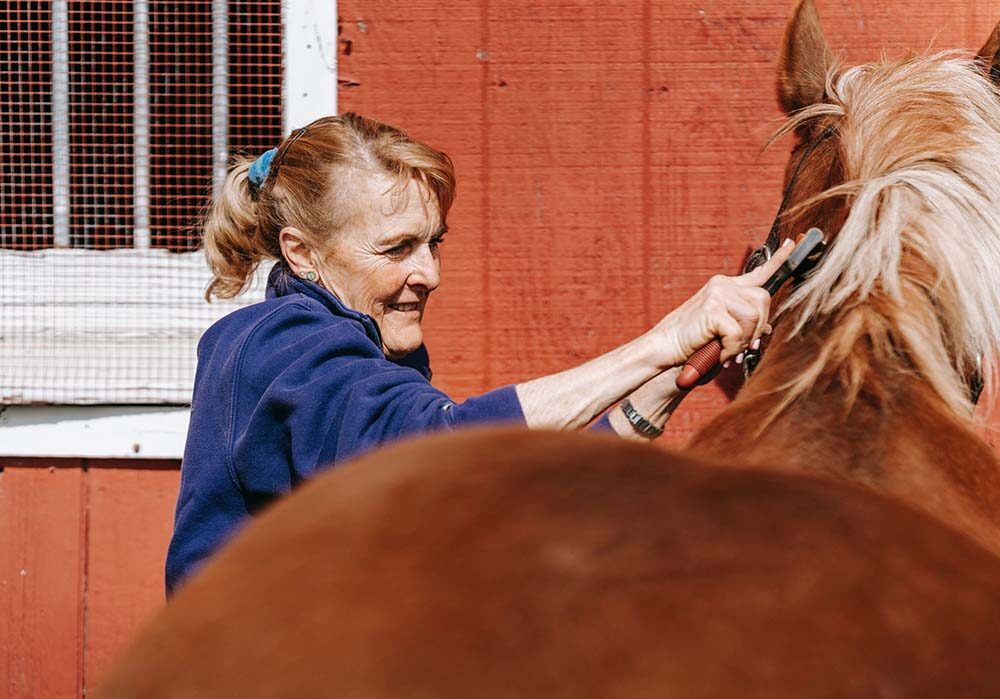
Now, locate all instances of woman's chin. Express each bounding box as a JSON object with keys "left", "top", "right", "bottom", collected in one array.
[{"left": 382, "top": 331, "right": 423, "bottom": 360}]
